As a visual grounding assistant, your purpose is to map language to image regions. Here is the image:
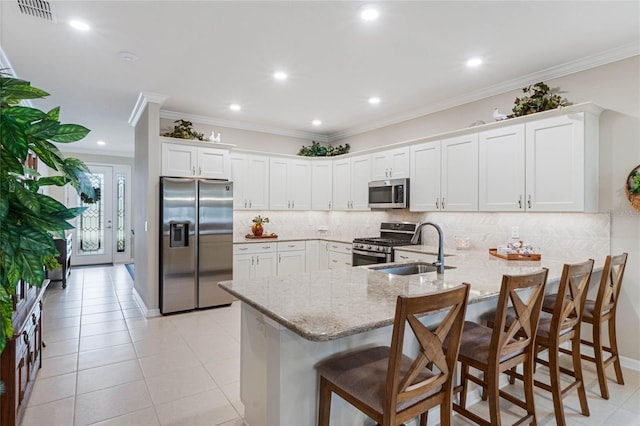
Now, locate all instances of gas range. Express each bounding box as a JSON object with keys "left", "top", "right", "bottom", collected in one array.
[{"left": 351, "top": 222, "right": 419, "bottom": 266}]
